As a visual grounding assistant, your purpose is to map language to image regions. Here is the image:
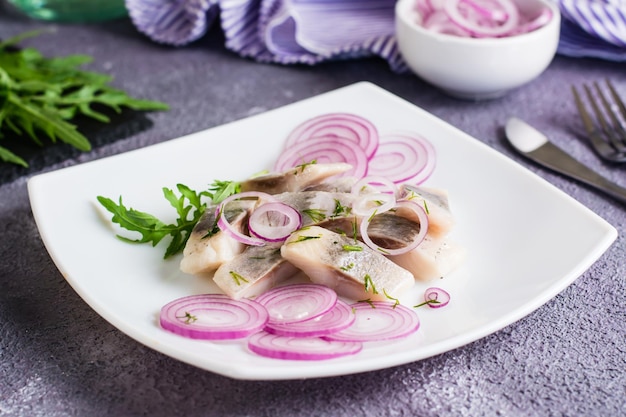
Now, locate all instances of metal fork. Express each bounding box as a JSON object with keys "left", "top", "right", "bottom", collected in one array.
[{"left": 572, "top": 79, "right": 626, "bottom": 163}]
